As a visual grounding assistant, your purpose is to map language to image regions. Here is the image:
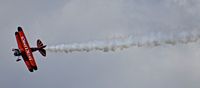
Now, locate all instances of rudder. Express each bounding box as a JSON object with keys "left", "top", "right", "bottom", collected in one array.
[{"left": 37, "top": 39, "right": 46, "bottom": 57}]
